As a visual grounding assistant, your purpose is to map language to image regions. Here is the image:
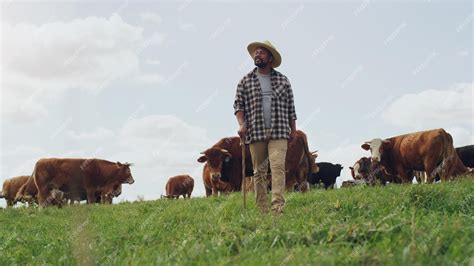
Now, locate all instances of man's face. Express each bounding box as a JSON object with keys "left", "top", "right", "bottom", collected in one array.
[{"left": 253, "top": 47, "right": 273, "bottom": 68}]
